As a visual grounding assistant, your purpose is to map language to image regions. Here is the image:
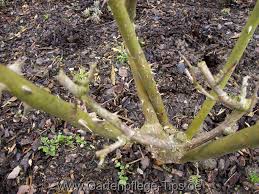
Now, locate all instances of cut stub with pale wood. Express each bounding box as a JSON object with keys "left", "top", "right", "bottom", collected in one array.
[{"left": 181, "top": 56, "right": 258, "bottom": 112}]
